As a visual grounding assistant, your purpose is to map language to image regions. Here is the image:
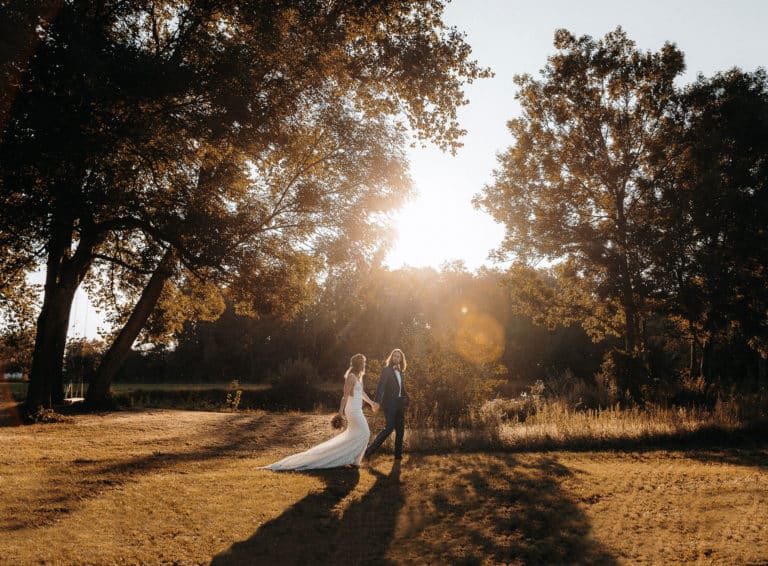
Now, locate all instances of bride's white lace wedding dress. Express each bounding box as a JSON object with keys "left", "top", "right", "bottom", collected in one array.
[{"left": 262, "top": 380, "right": 370, "bottom": 470}]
